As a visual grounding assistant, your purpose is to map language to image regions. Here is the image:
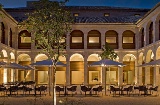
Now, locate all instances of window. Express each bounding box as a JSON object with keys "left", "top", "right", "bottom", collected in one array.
[
  {"left": 104, "top": 13, "right": 110, "bottom": 17},
  {"left": 89, "top": 37, "right": 99, "bottom": 43},
  {"left": 106, "top": 37, "right": 116, "bottom": 43},
  {"left": 123, "top": 37, "right": 133, "bottom": 43},
  {"left": 134, "top": 14, "right": 140, "bottom": 16},
  {"left": 72, "top": 37, "right": 82, "bottom": 43},
  {"left": 73, "top": 13, "right": 79, "bottom": 17},
  {"left": 21, "top": 37, "right": 31, "bottom": 43}
]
